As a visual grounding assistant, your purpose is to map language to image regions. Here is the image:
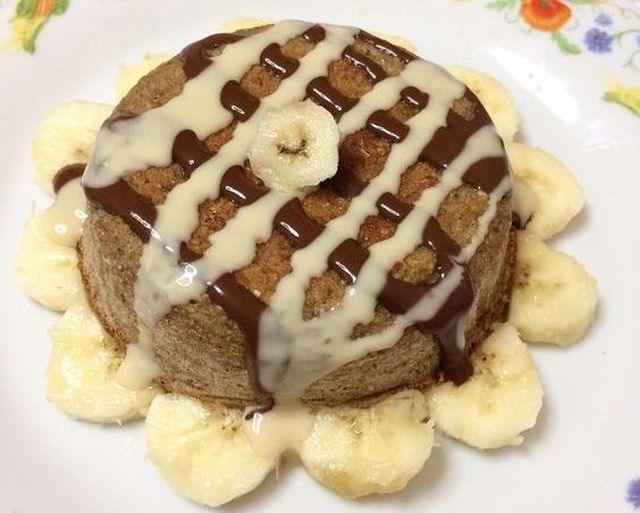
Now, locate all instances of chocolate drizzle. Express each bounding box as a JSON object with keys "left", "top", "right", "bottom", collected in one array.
[
  {"left": 221, "top": 81, "right": 260, "bottom": 122},
  {"left": 400, "top": 86, "right": 429, "bottom": 110},
  {"left": 53, "top": 163, "right": 85, "bottom": 193},
  {"left": 421, "top": 270, "right": 475, "bottom": 385},
  {"left": 301, "top": 25, "right": 326, "bottom": 44},
  {"left": 220, "top": 165, "right": 268, "bottom": 207},
  {"left": 328, "top": 239, "right": 368, "bottom": 284},
  {"left": 356, "top": 31, "right": 416, "bottom": 64},
  {"left": 207, "top": 273, "right": 268, "bottom": 392},
  {"left": 306, "top": 77, "right": 358, "bottom": 121},
  {"left": 376, "top": 192, "right": 412, "bottom": 222},
  {"left": 342, "top": 45, "right": 387, "bottom": 83},
  {"left": 463, "top": 156, "right": 509, "bottom": 193},
  {"left": 84, "top": 180, "right": 158, "bottom": 243},
  {"left": 366, "top": 110, "right": 409, "bottom": 142},
  {"left": 274, "top": 199, "right": 324, "bottom": 248},
  {"left": 420, "top": 89, "right": 492, "bottom": 170},
  {"left": 172, "top": 130, "right": 213, "bottom": 177},
  {"left": 181, "top": 33, "right": 244, "bottom": 79},
  {"left": 331, "top": 166, "right": 367, "bottom": 197},
  {"left": 261, "top": 43, "right": 300, "bottom": 78}
]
